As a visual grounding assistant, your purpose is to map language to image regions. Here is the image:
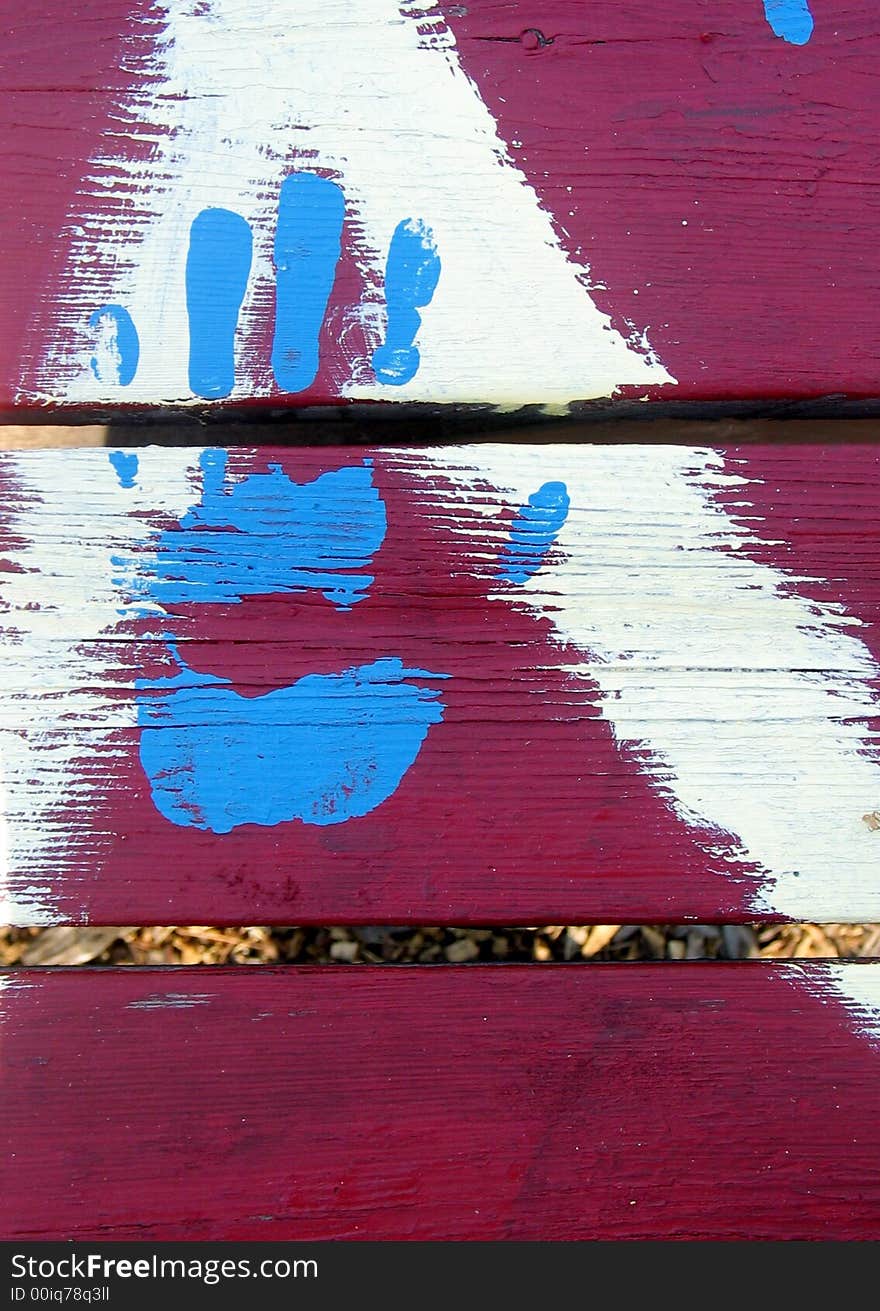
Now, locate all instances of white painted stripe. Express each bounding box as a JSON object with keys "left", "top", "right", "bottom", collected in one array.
[
  {"left": 0, "top": 449, "right": 202, "bottom": 925},
  {"left": 27, "top": 0, "right": 673, "bottom": 407},
  {"left": 410, "top": 444, "right": 880, "bottom": 923}
]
